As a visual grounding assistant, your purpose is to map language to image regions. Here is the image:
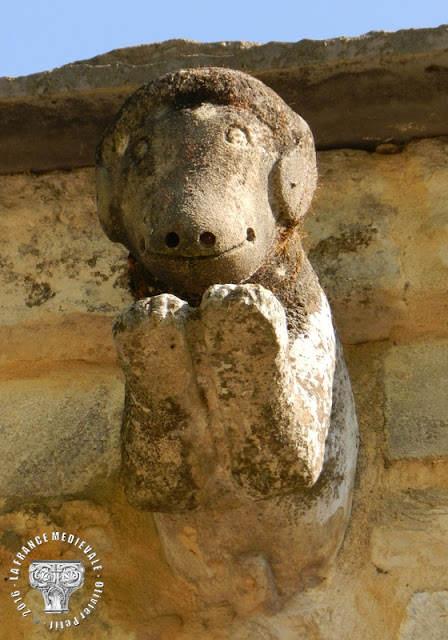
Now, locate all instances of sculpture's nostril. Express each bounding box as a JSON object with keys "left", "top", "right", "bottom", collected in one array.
[
  {"left": 165, "top": 232, "right": 180, "bottom": 248},
  {"left": 199, "top": 232, "right": 216, "bottom": 247},
  {"left": 246, "top": 228, "right": 256, "bottom": 242}
]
